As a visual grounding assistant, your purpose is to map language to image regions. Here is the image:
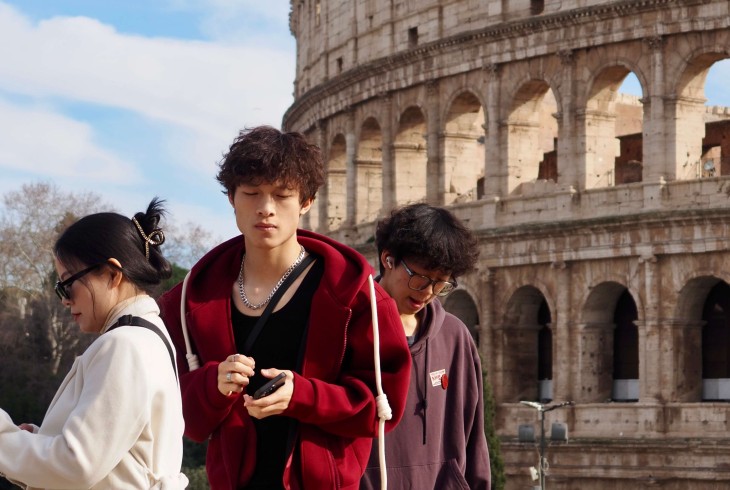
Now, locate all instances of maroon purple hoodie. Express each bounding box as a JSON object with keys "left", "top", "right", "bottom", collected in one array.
[{"left": 360, "top": 298, "right": 491, "bottom": 489}]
